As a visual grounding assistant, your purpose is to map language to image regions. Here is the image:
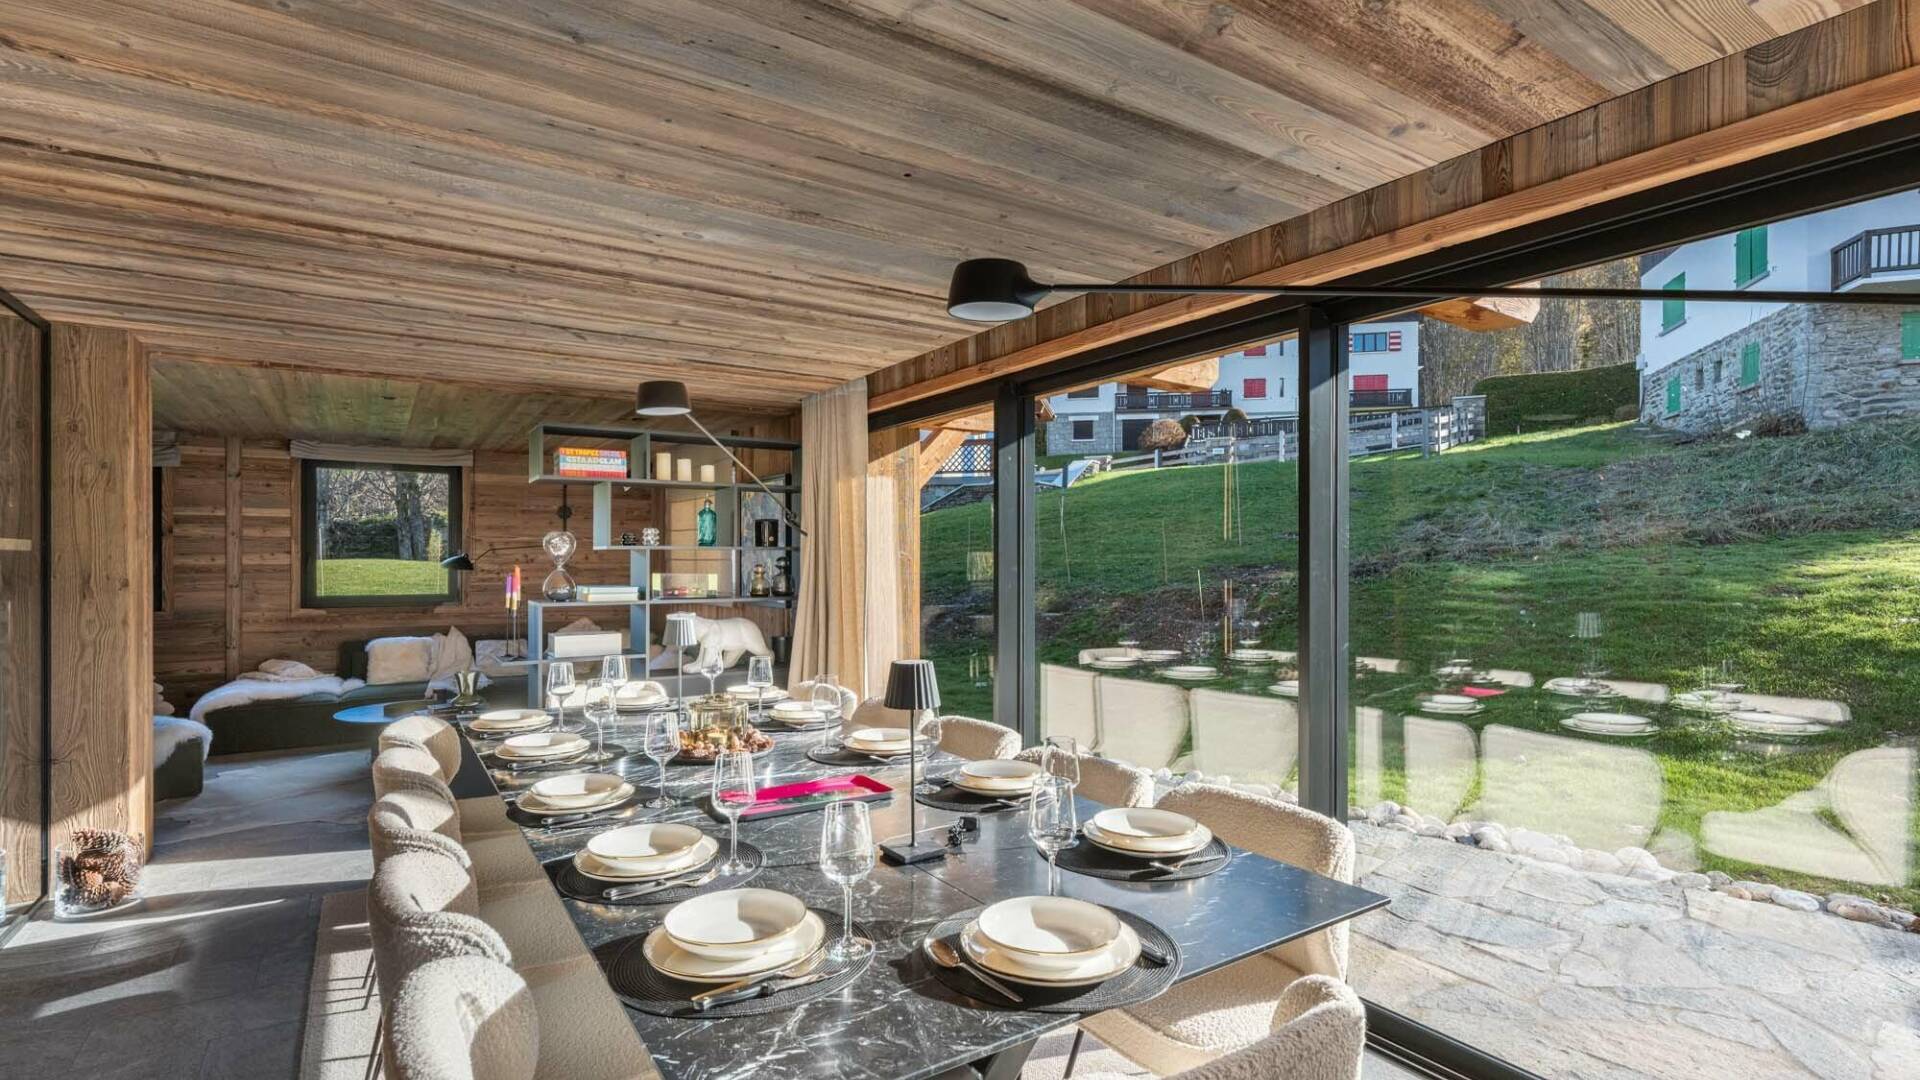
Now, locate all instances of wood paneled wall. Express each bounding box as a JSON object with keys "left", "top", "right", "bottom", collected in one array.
[
  {"left": 49, "top": 324, "right": 152, "bottom": 852},
  {"left": 155, "top": 420, "right": 799, "bottom": 708},
  {"left": 0, "top": 309, "right": 44, "bottom": 905},
  {"left": 866, "top": 0, "right": 1920, "bottom": 412}
]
